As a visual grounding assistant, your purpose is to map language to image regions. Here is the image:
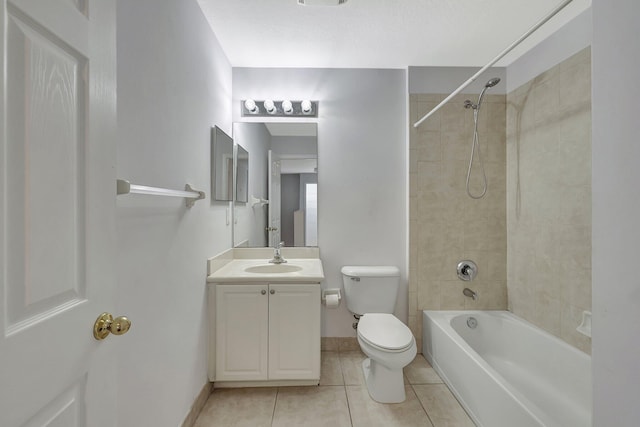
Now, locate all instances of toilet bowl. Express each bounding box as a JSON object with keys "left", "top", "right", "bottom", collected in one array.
[
  {"left": 356, "top": 313, "right": 417, "bottom": 403},
  {"left": 341, "top": 265, "right": 416, "bottom": 403}
]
